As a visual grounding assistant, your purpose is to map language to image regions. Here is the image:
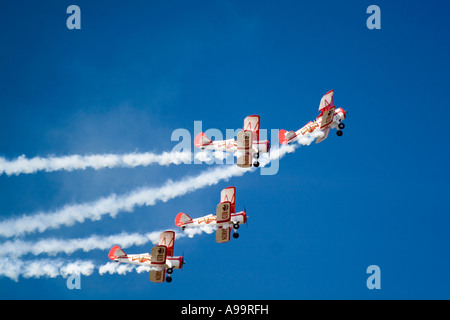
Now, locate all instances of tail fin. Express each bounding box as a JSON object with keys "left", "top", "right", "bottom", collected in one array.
[
  {"left": 194, "top": 132, "right": 213, "bottom": 148},
  {"left": 108, "top": 245, "right": 127, "bottom": 260},
  {"left": 175, "top": 212, "right": 193, "bottom": 227},
  {"left": 278, "top": 129, "right": 295, "bottom": 145}
]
